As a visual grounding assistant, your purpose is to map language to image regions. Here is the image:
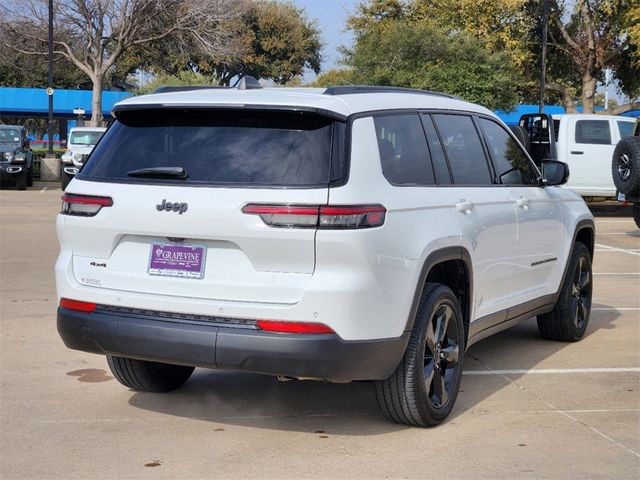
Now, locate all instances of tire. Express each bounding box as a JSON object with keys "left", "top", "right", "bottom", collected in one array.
[
  {"left": 374, "top": 283, "right": 465, "bottom": 427},
  {"left": 633, "top": 203, "right": 640, "bottom": 230},
  {"left": 106, "top": 356, "right": 194, "bottom": 392},
  {"left": 26, "top": 166, "right": 33, "bottom": 187},
  {"left": 537, "top": 241, "right": 592, "bottom": 342},
  {"left": 611, "top": 137, "right": 640, "bottom": 195},
  {"left": 15, "top": 170, "right": 27, "bottom": 190},
  {"left": 61, "top": 172, "right": 73, "bottom": 191}
]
